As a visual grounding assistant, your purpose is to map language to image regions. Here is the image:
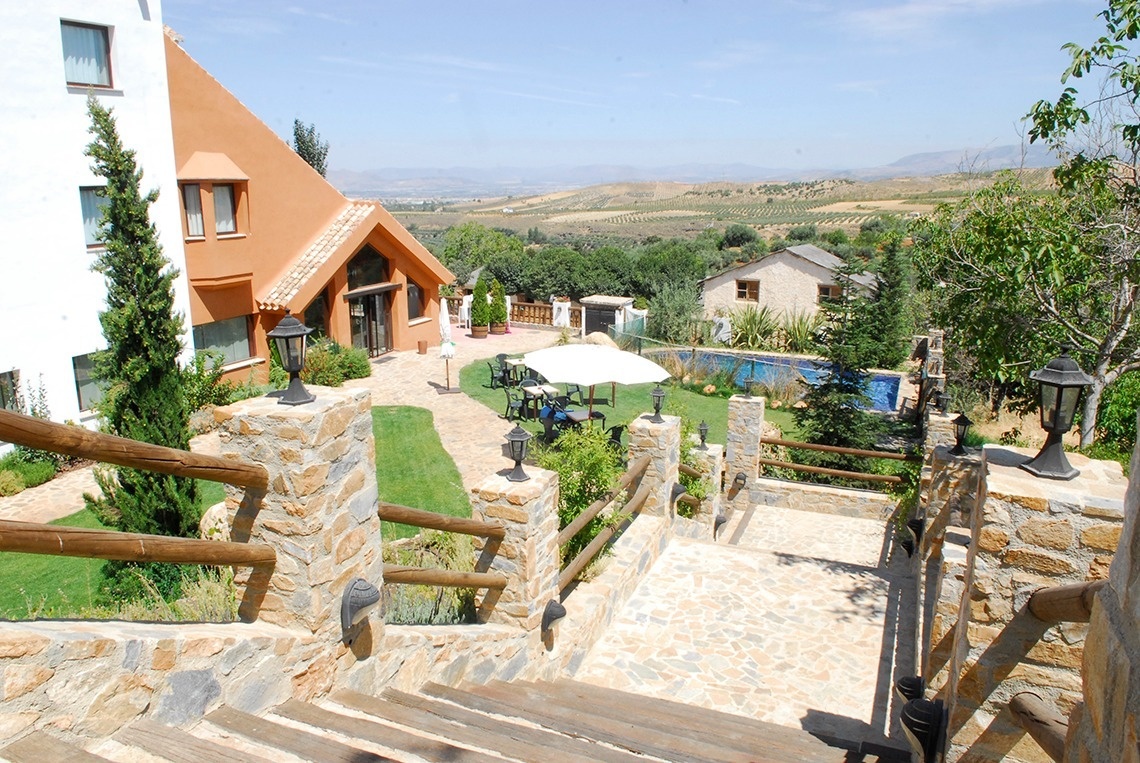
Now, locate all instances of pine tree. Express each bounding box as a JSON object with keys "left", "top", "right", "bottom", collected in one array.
[
  {"left": 866, "top": 233, "right": 912, "bottom": 369},
  {"left": 292, "top": 119, "right": 329, "bottom": 176},
  {"left": 83, "top": 97, "right": 199, "bottom": 598}
]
